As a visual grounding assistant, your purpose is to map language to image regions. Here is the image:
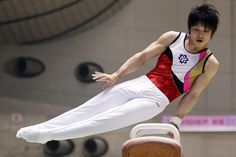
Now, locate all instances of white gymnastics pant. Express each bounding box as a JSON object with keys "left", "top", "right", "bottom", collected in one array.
[{"left": 16, "top": 75, "right": 169, "bottom": 144}]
